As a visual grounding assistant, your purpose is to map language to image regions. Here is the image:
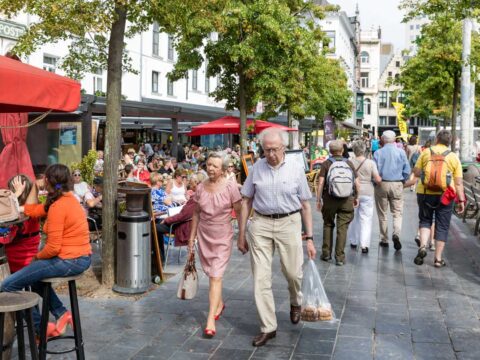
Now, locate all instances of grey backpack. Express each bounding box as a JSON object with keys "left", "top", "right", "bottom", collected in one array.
[{"left": 326, "top": 158, "right": 355, "bottom": 198}]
